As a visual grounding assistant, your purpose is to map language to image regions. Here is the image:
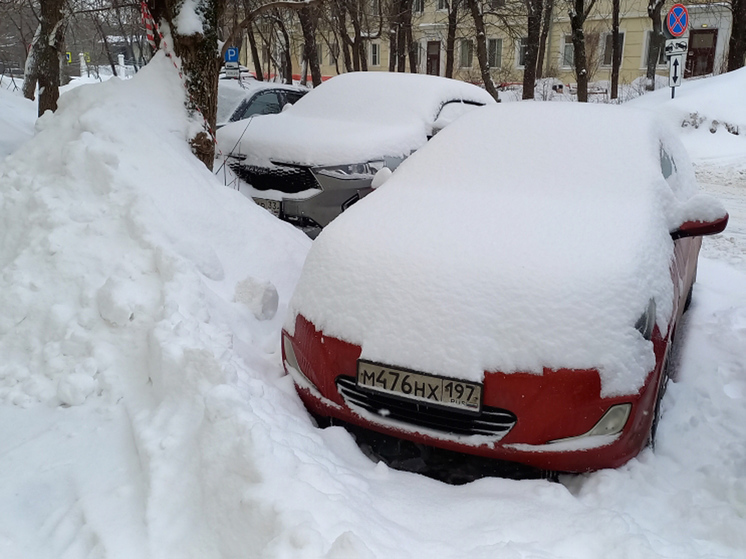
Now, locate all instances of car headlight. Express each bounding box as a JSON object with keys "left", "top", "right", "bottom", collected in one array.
[
  {"left": 283, "top": 334, "right": 315, "bottom": 387},
  {"left": 312, "top": 160, "right": 385, "bottom": 180},
  {"left": 635, "top": 299, "right": 657, "bottom": 341},
  {"left": 549, "top": 403, "right": 632, "bottom": 443}
]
